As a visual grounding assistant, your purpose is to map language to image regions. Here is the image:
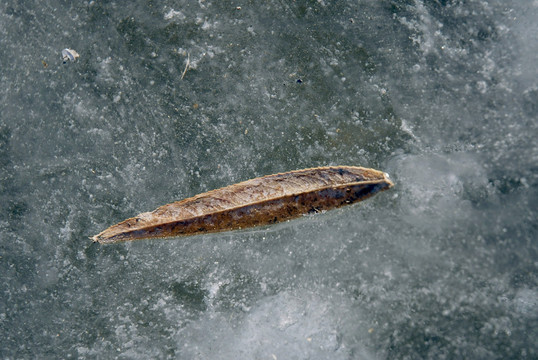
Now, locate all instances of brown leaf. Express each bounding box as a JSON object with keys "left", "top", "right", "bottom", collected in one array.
[{"left": 92, "top": 166, "right": 393, "bottom": 243}]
